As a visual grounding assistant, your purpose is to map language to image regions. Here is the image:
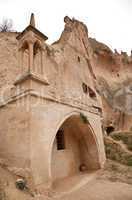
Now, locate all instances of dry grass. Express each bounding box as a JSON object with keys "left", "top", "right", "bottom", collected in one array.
[
  {"left": 111, "top": 131, "right": 132, "bottom": 151},
  {"left": 104, "top": 136, "right": 132, "bottom": 166}
]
